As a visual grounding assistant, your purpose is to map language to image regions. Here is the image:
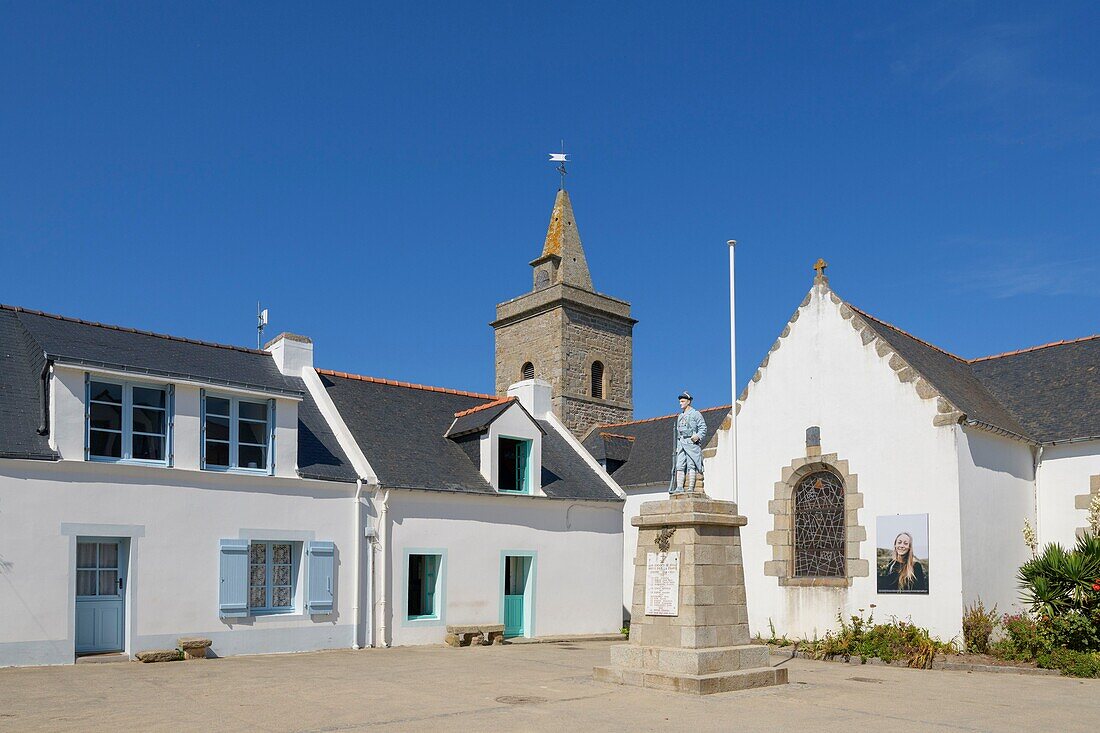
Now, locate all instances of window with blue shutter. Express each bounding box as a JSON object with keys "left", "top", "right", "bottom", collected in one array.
[
  {"left": 305, "top": 541, "right": 335, "bottom": 614},
  {"left": 219, "top": 539, "right": 249, "bottom": 618}
]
